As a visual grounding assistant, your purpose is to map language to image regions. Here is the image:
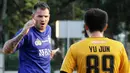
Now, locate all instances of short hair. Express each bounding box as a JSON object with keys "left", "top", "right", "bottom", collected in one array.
[
  {"left": 33, "top": 2, "right": 50, "bottom": 13},
  {"left": 84, "top": 8, "right": 108, "bottom": 32}
]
